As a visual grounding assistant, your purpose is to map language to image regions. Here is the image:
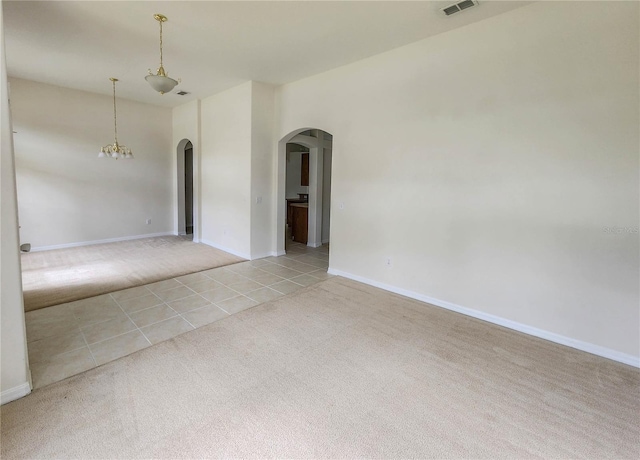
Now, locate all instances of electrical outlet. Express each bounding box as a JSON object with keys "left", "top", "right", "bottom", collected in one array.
[
  {"left": 256, "top": 196, "right": 262, "bottom": 204},
  {"left": 339, "top": 202, "right": 345, "bottom": 210},
  {"left": 386, "top": 258, "right": 392, "bottom": 267},
  {"left": 145, "top": 218, "right": 151, "bottom": 225}
]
